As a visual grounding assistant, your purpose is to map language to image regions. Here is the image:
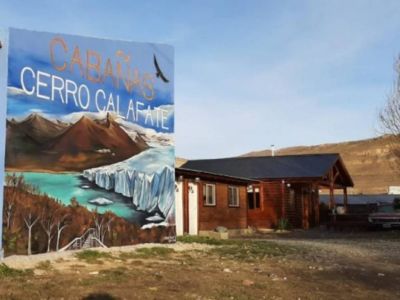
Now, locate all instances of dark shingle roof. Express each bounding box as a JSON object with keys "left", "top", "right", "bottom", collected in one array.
[{"left": 181, "top": 154, "right": 346, "bottom": 181}]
